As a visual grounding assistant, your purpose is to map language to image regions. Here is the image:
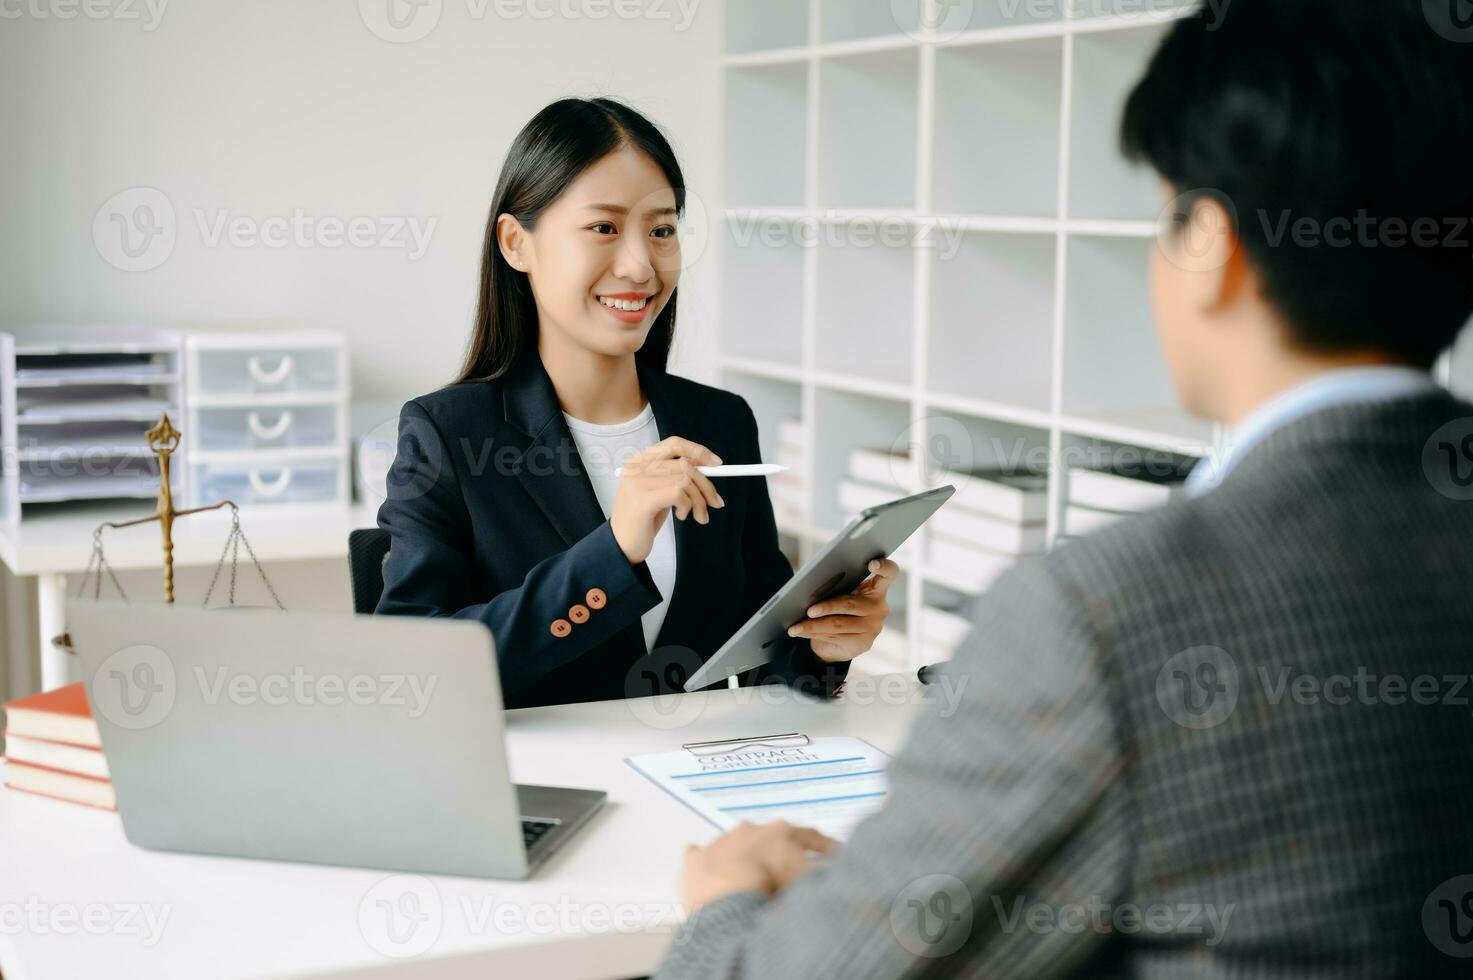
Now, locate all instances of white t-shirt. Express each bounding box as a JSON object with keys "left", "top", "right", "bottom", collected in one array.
[{"left": 563, "top": 403, "right": 676, "bottom": 654}]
